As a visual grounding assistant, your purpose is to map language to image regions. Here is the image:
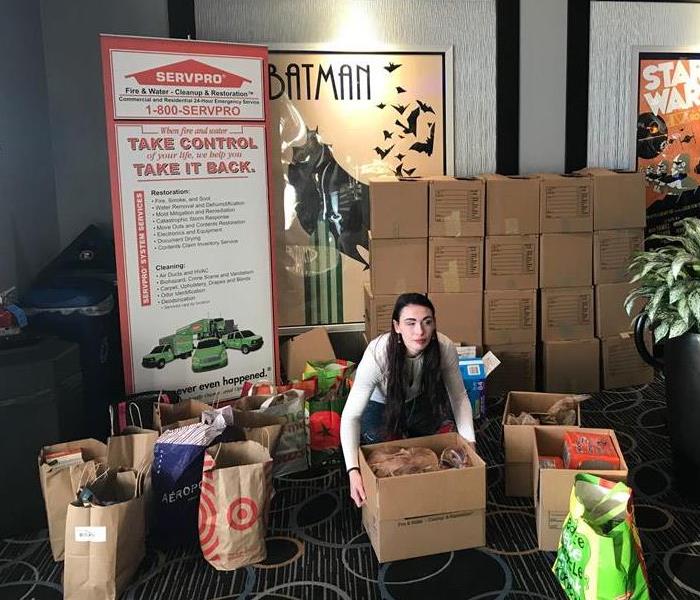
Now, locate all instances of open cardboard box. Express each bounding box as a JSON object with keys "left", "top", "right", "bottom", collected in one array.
[
  {"left": 502, "top": 391, "right": 581, "bottom": 497},
  {"left": 532, "top": 426, "right": 628, "bottom": 551},
  {"left": 359, "top": 432, "right": 486, "bottom": 562}
]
